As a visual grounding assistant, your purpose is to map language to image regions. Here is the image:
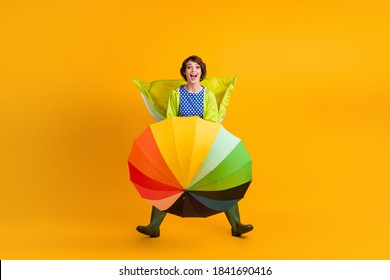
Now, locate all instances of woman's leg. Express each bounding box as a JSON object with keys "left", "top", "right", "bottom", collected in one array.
[
  {"left": 136, "top": 206, "right": 167, "bottom": 238},
  {"left": 225, "top": 203, "right": 253, "bottom": 237}
]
